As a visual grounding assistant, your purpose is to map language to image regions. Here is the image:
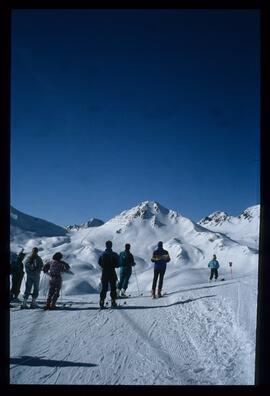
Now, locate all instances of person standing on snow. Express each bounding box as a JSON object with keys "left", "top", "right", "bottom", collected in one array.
[
  {"left": 43, "top": 252, "right": 71, "bottom": 310},
  {"left": 22, "top": 247, "right": 44, "bottom": 308},
  {"left": 10, "top": 249, "right": 26, "bottom": 302},
  {"left": 208, "top": 254, "right": 220, "bottom": 281},
  {"left": 117, "top": 243, "right": 136, "bottom": 298},
  {"left": 151, "top": 241, "right": 170, "bottom": 298},
  {"left": 98, "top": 240, "right": 119, "bottom": 308}
]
